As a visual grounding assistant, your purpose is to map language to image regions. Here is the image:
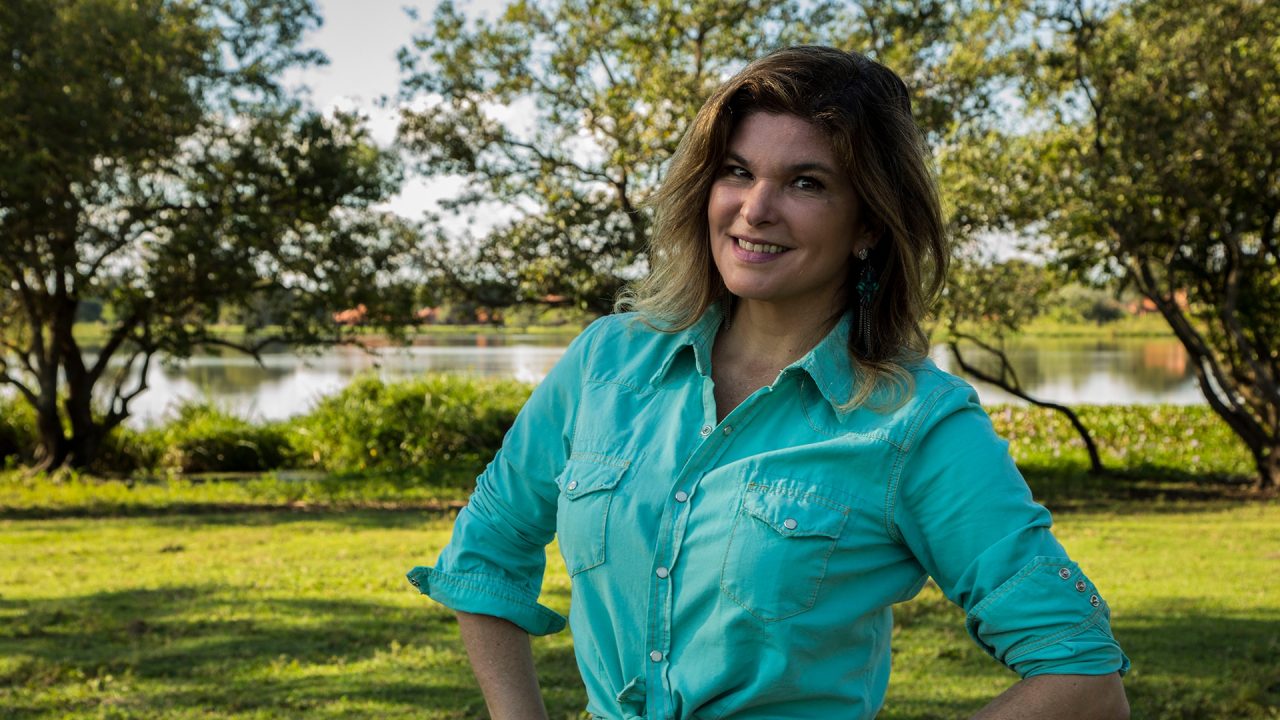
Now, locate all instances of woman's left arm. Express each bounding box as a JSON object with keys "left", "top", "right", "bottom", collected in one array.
[
  {"left": 893, "top": 387, "right": 1130, "bottom": 708},
  {"left": 972, "top": 673, "right": 1129, "bottom": 720}
]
